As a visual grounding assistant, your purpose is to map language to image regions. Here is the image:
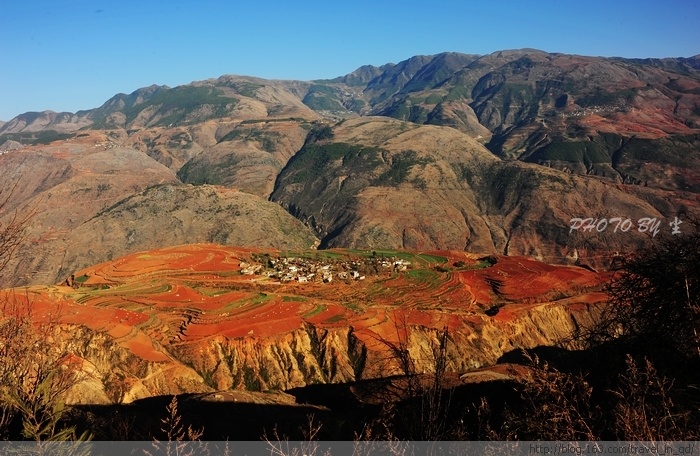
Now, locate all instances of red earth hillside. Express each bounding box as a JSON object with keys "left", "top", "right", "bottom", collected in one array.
[{"left": 10, "top": 243, "right": 610, "bottom": 402}]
